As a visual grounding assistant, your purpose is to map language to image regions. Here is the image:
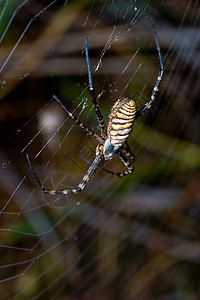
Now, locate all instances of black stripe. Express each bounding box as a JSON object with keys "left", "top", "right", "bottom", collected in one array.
[
  {"left": 111, "top": 133, "right": 129, "bottom": 138},
  {"left": 110, "top": 116, "right": 134, "bottom": 121},
  {"left": 118, "top": 109, "right": 136, "bottom": 117},
  {"left": 111, "top": 120, "right": 133, "bottom": 125}
]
